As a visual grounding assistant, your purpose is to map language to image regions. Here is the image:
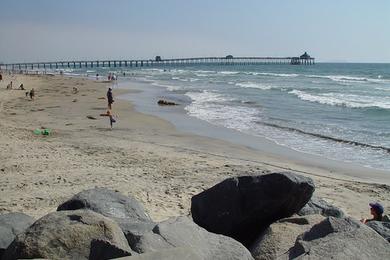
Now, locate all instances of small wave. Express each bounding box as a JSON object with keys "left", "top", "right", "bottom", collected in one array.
[
  {"left": 185, "top": 90, "right": 233, "bottom": 103},
  {"left": 236, "top": 82, "right": 273, "bottom": 90},
  {"left": 151, "top": 82, "right": 182, "bottom": 91},
  {"left": 306, "top": 74, "right": 390, "bottom": 84},
  {"left": 258, "top": 122, "right": 390, "bottom": 153},
  {"left": 219, "top": 71, "right": 240, "bottom": 75},
  {"left": 289, "top": 90, "right": 390, "bottom": 109},
  {"left": 251, "top": 72, "right": 299, "bottom": 77}
]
